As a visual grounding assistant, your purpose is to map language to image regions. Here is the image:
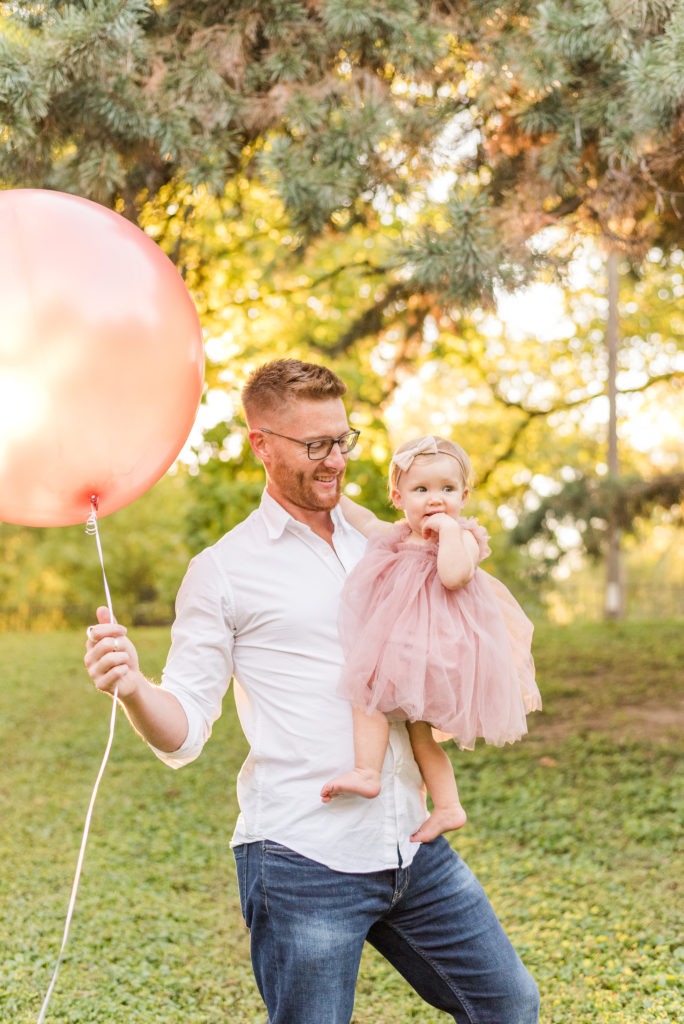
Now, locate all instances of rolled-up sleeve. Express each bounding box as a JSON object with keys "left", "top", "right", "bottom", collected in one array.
[{"left": 149, "top": 551, "right": 235, "bottom": 769}]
